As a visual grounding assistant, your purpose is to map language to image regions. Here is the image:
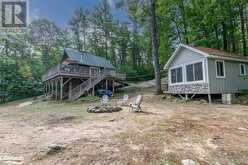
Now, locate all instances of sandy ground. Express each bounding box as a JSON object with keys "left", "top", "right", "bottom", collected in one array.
[{"left": 0, "top": 91, "right": 248, "bottom": 165}]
